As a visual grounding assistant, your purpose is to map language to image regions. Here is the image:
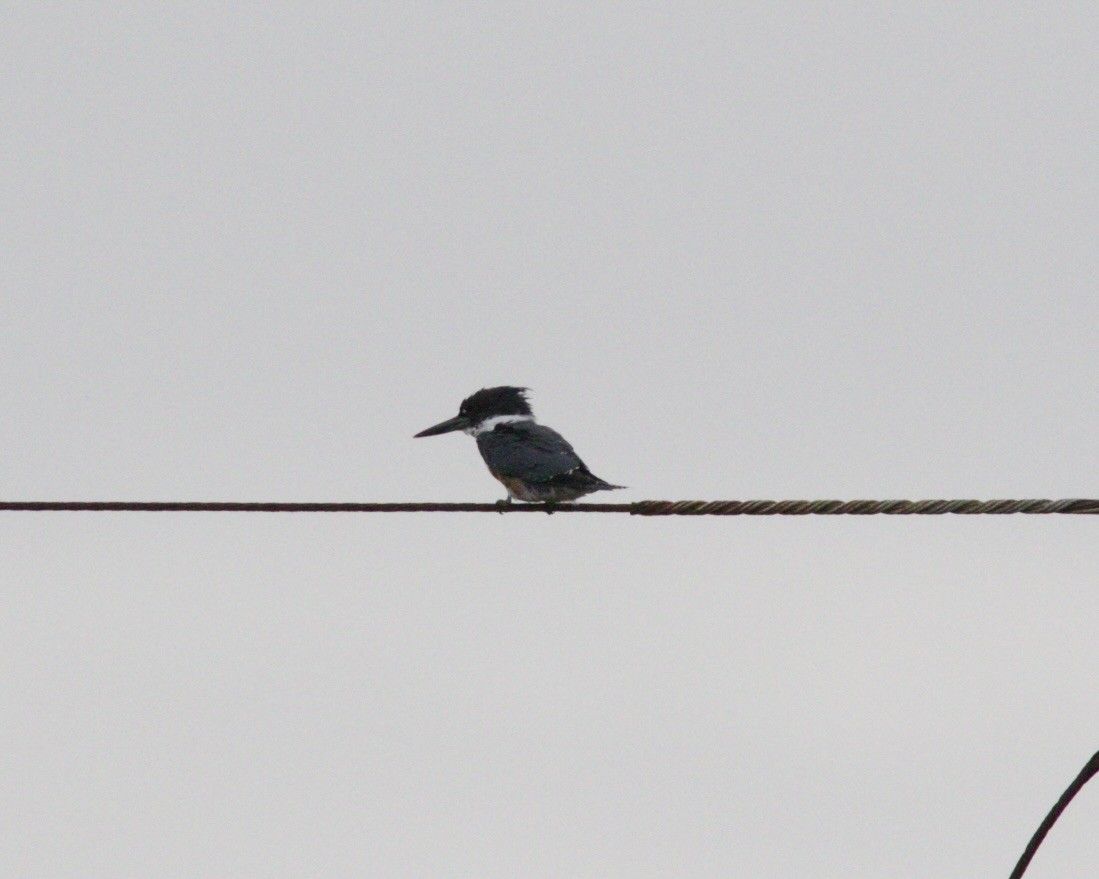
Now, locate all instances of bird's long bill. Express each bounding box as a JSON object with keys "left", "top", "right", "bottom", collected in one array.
[{"left": 413, "top": 415, "right": 469, "bottom": 438}]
